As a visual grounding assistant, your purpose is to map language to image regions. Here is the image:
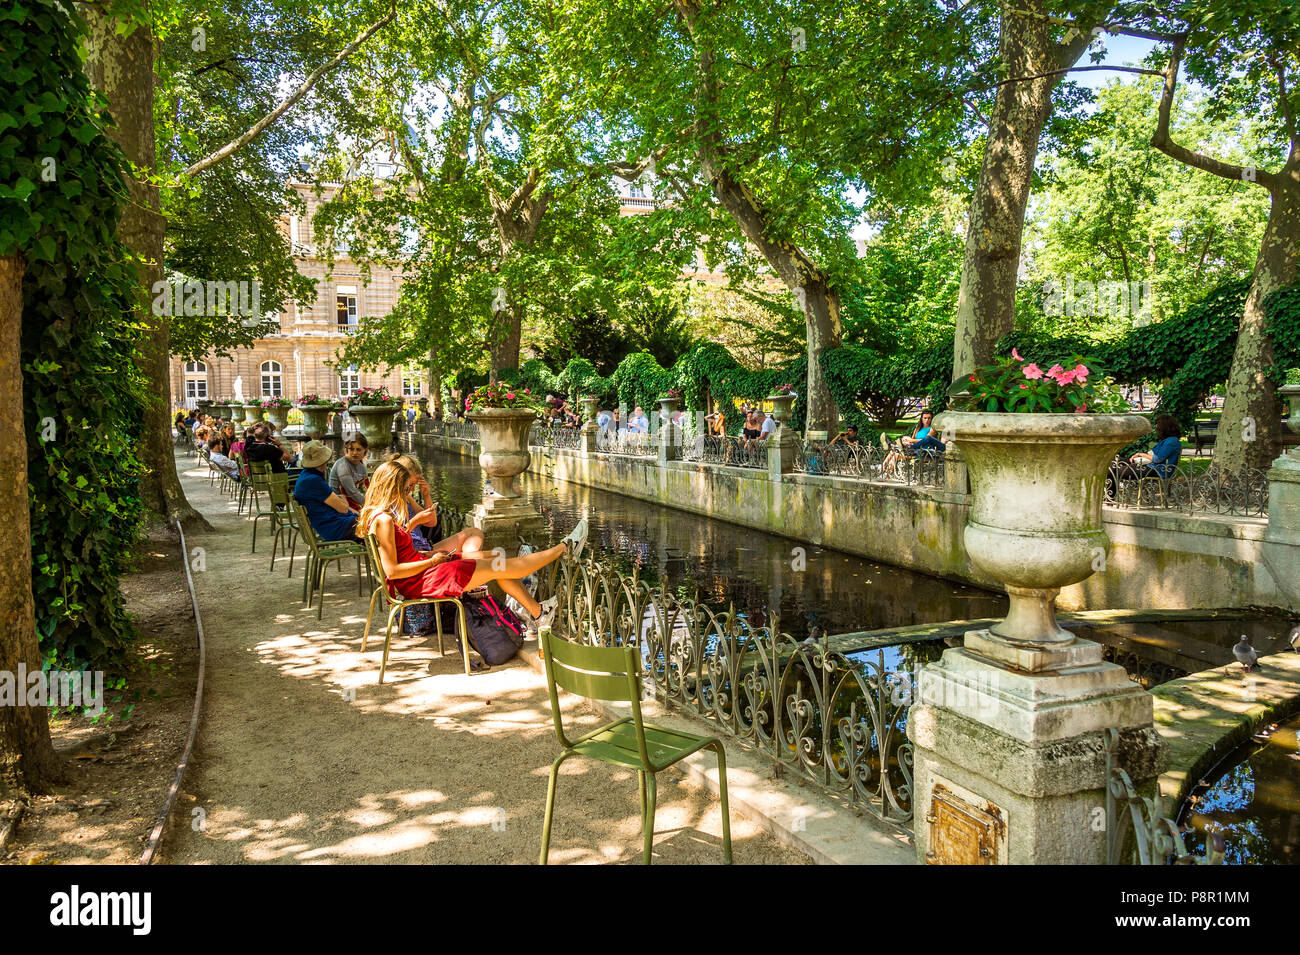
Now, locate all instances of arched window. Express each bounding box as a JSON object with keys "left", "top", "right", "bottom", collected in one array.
[
  {"left": 183, "top": 360, "right": 208, "bottom": 399},
  {"left": 260, "top": 360, "right": 283, "bottom": 397},
  {"left": 339, "top": 366, "right": 360, "bottom": 397}
]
